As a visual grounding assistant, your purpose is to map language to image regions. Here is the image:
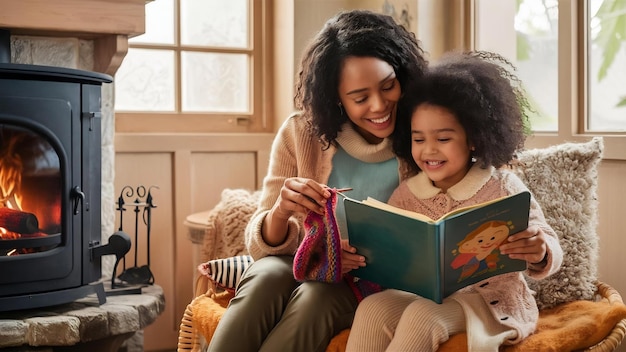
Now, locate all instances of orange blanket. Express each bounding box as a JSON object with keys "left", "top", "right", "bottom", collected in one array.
[{"left": 193, "top": 290, "right": 626, "bottom": 351}]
